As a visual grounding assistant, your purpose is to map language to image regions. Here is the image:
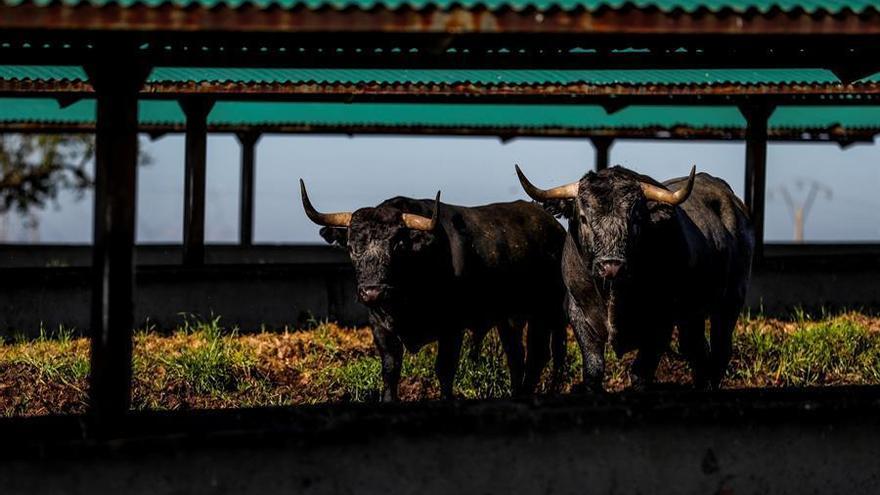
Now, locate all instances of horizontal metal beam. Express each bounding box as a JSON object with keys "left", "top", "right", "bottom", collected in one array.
[
  {"left": 0, "top": 122, "right": 875, "bottom": 144},
  {"left": 5, "top": 84, "right": 880, "bottom": 106},
  {"left": 3, "top": 30, "right": 880, "bottom": 71},
  {"left": 2, "top": 5, "right": 880, "bottom": 36}
]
